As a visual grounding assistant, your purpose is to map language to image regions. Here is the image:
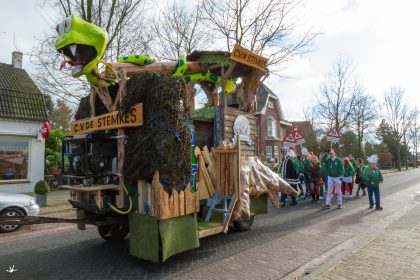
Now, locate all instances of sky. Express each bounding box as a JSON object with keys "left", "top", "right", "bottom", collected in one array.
[{"left": 1, "top": 0, "right": 420, "bottom": 121}]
